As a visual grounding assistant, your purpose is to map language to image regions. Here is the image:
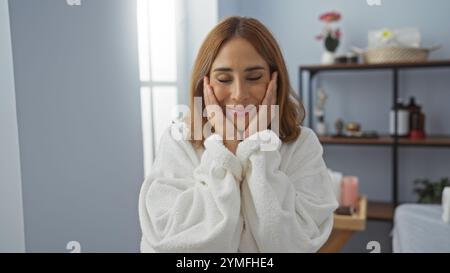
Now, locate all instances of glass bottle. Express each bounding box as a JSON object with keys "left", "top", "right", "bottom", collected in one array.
[
  {"left": 389, "top": 98, "right": 409, "bottom": 137},
  {"left": 406, "top": 96, "right": 420, "bottom": 135}
]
